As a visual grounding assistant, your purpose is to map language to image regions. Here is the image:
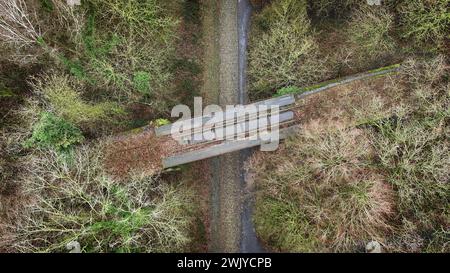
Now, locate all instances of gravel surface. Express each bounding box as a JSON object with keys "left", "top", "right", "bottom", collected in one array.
[
  {"left": 209, "top": 0, "right": 242, "bottom": 253},
  {"left": 204, "top": 0, "right": 264, "bottom": 253}
]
